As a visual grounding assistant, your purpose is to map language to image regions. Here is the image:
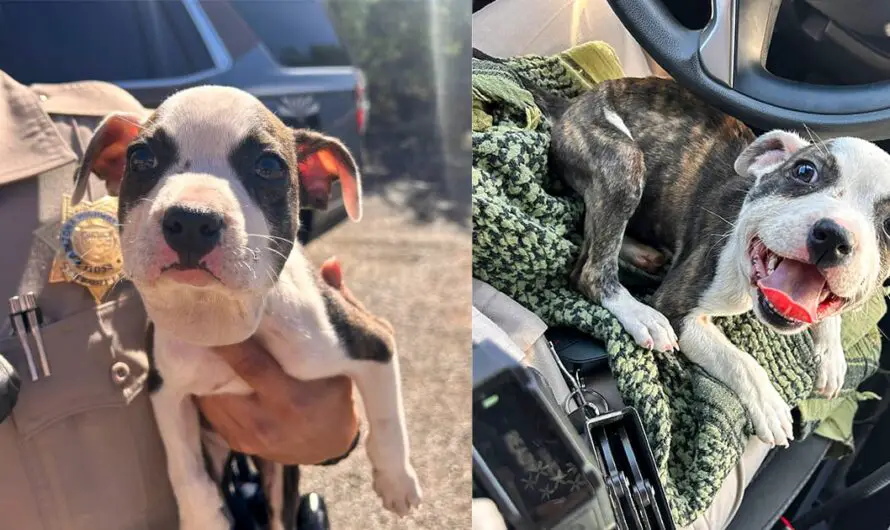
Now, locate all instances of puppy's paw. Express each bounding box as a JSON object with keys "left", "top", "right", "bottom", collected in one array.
[
  {"left": 816, "top": 346, "right": 847, "bottom": 399},
  {"left": 602, "top": 292, "right": 678, "bottom": 352},
  {"left": 812, "top": 316, "right": 845, "bottom": 399},
  {"left": 747, "top": 382, "right": 794, "bottom": 448},
  {"left": 619, "top": 239, "right": 665, "bottom": 274},
  {"left": 373, "top": 464, "right": 422, "bottom": 517}
]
